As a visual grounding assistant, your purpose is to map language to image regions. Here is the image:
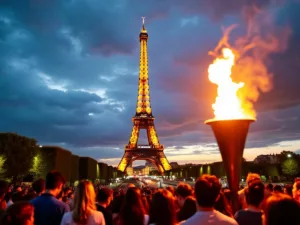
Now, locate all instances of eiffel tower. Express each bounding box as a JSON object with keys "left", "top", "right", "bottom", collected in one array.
[{"left": 117, "top": 18, "right": 171, "bottom": 174}]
